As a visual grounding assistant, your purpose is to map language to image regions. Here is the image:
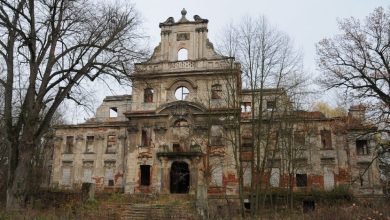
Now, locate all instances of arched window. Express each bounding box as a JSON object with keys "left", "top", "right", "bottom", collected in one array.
[
  {"left": 144, "top": 88, "right": 154, "bottom": 103},
  {"left": 178, "top": 48, "right": 188, "bottom": 61},
  {"left": 175, "top": 86, "right": 189, "bottom": 100},
  {"left": 211, "top": 84, "right": 222, "bottom": 99}
]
